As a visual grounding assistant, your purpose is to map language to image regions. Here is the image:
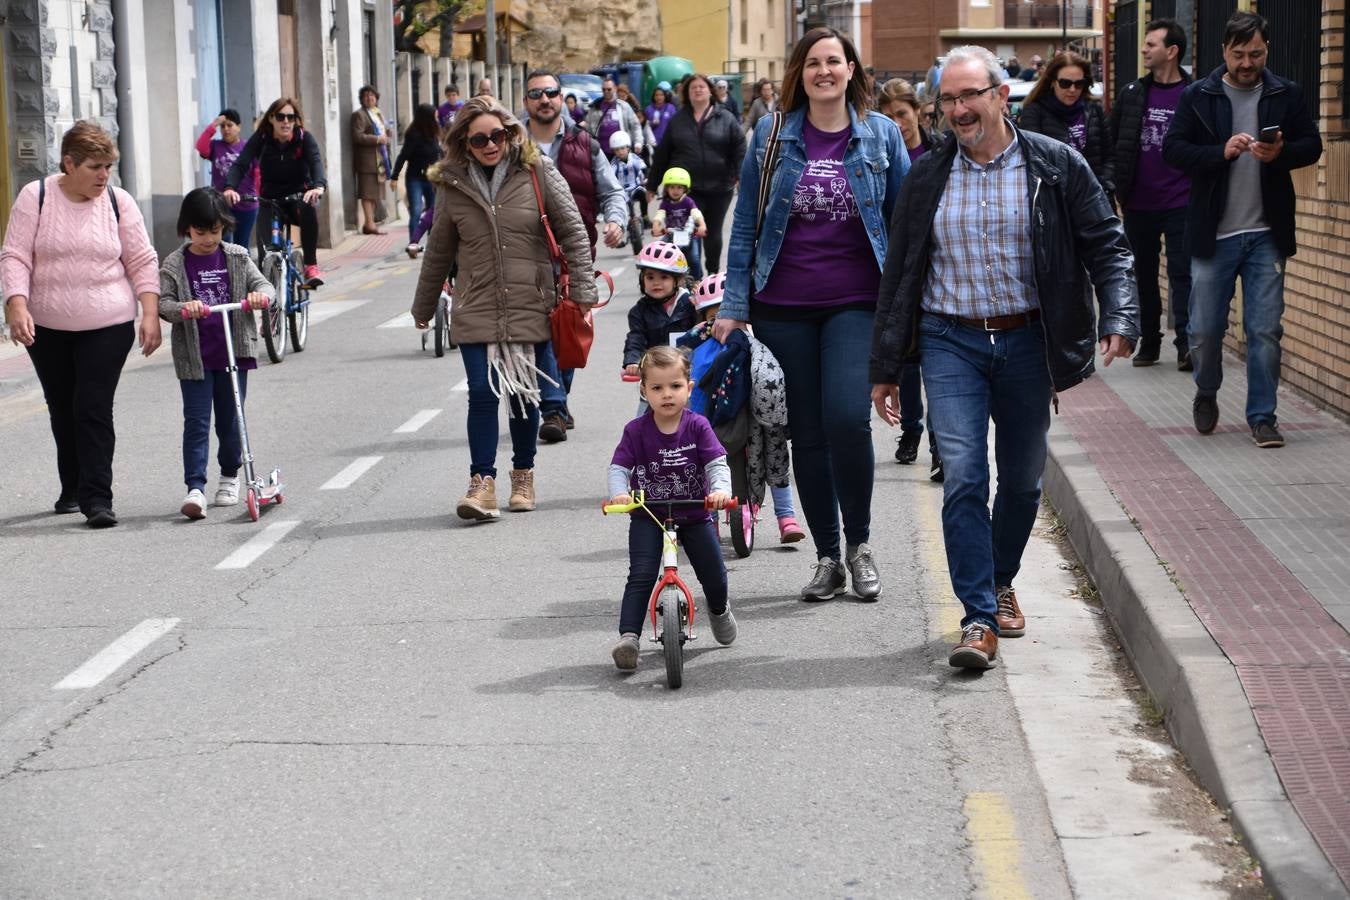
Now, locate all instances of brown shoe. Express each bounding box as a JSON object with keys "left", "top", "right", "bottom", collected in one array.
[
  {"left": 539, "top": 413, "right": 568, "bottom": 443},
  {"left": 995, "top": 585, "right": 1026, "bottom": 637},
  {"left": 949, "top": 623, "right": 998, "bottom": 669},
  {"left": 508, "top": 468, "right": 536, "bottom": 512},
  {"left": 456, "top": 474, "right": 500, "bottom": 521}
]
